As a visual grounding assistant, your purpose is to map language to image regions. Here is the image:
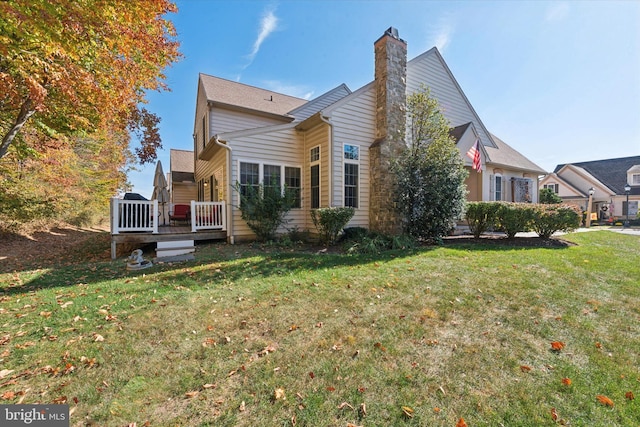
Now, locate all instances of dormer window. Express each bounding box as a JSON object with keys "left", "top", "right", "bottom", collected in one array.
[{"left": 627, "top": 165, "right": 640, "bottom": 186}]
